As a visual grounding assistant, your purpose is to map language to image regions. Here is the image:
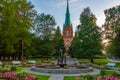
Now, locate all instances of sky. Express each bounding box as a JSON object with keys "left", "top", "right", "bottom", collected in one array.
[{"left": 29, "top": 0, "right": 120, "bottom": 32}]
